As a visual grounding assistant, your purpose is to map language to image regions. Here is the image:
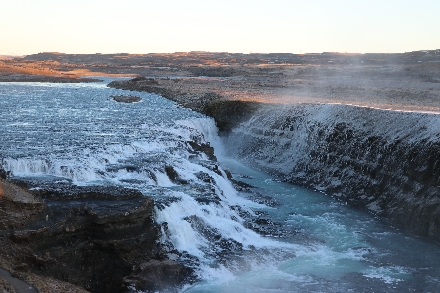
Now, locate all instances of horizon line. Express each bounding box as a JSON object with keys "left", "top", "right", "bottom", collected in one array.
[{"left": 2, "top": 48, "right": 440, "bottom": 58}]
